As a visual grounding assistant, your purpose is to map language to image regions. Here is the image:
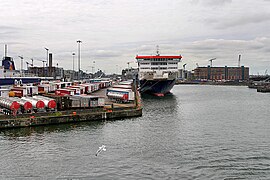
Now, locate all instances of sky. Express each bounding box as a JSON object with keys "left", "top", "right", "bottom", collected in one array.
[{"left": 0, "top": 0, "right": 270, "bottom": 75}]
